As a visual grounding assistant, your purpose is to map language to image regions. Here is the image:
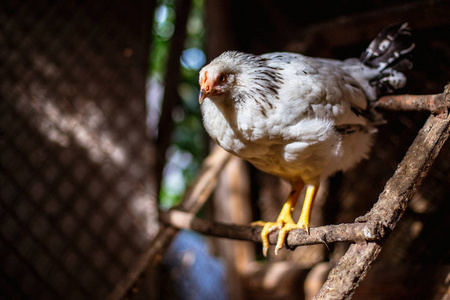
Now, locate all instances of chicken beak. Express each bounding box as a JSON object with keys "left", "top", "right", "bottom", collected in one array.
[
  {"left": 199, "top": 81, "right": 212, "bottom": 104},
  {"left": 199, "top": 88, "right": 208, "bottom": 104},
  {"left": 199, "top": 70, "right": 210, "bottom": 104}
]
